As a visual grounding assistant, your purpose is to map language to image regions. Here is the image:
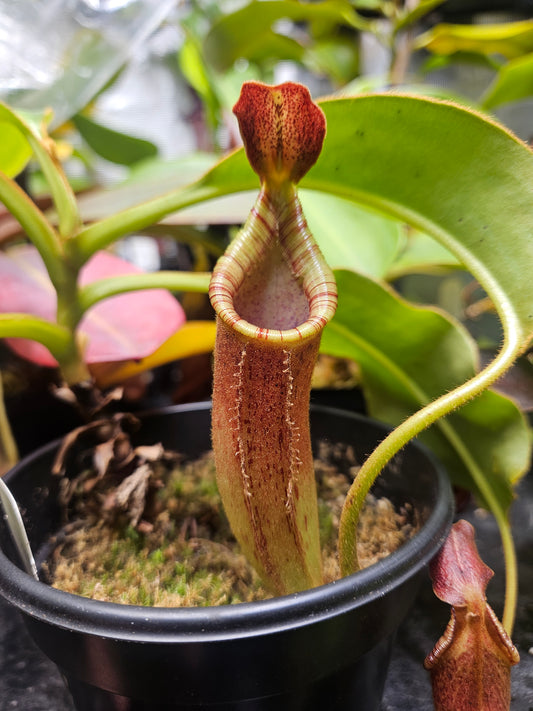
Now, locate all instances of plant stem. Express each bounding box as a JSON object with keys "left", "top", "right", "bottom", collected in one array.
[
  {"left": 339, "top": 323, "right": 522, "bottom": 633},
  {"left": 0, "top": 376, "right": 18, "bottom": 471},
  {"left": 27, "top": 132, "right": 80, "bottom": 239},
  {"left": 0, "top": 166, "right": 87, "bottom": 385},
  {"left": 77, "top": 271, "right": 211, "bottom": 313},
  {"left": 493, "top": 506, "right": 518, "bottom": 634},
  {"left": 72, "top": 181, "right": 236, "bottom": 266},
  {"left": 0, "top": 171, "right": 64, "bottom": 281},
  {"left": 0, "top": 103, "right": 80, "bottom": 238},
  {"left": 0, "top": 314, "right": 89, "bottom": 384}
]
